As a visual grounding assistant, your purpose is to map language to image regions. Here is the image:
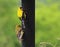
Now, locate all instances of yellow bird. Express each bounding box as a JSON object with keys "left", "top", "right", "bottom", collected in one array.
[
  {"left": 17, "top": 7, "right": 23, "bottom": 18},
  {"left": 17, "top": 7, "right": 26, "bottom": 20}
]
